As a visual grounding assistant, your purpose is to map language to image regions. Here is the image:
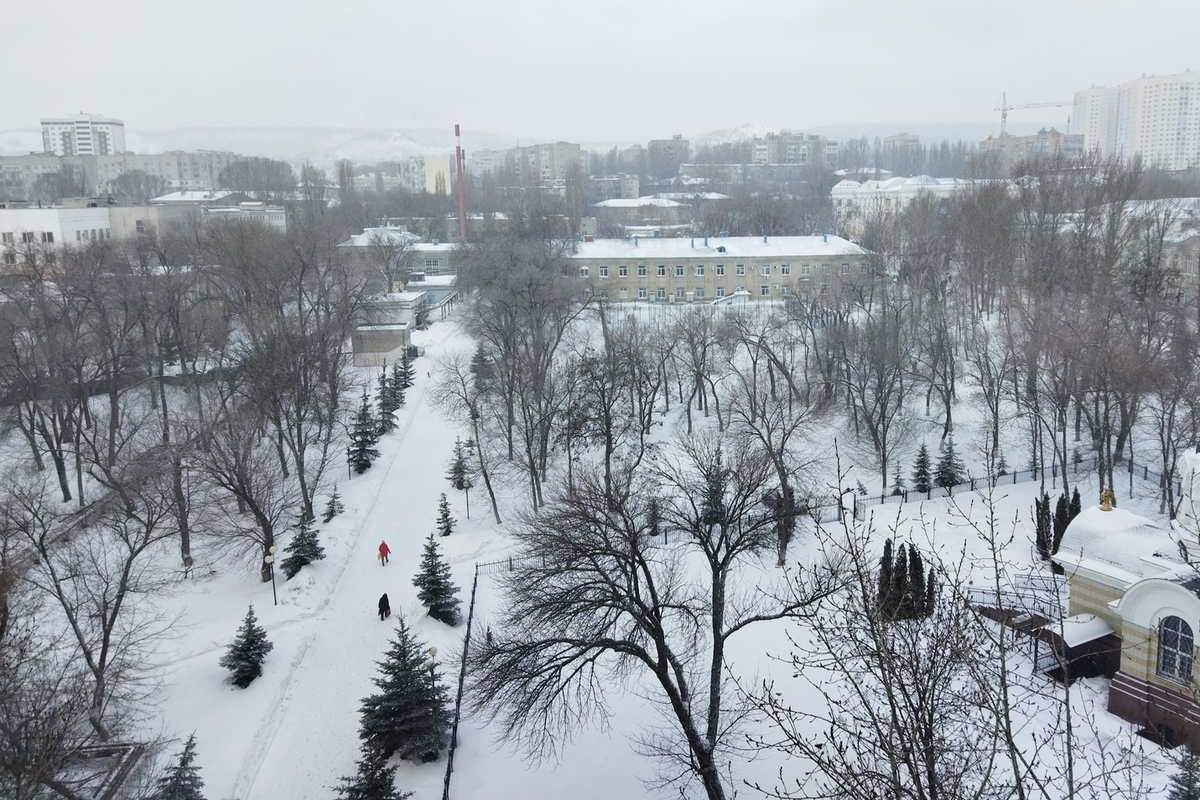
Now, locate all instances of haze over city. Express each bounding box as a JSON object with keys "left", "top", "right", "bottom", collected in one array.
[{"left": 3, "top": 0, "right": 1198, "bottom": 143}]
